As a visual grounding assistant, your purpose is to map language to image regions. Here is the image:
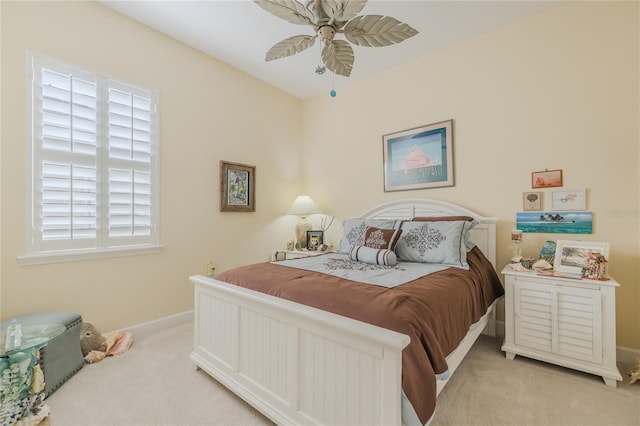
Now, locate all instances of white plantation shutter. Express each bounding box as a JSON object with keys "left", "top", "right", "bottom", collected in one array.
[
  {"left": 107, "top": 84, "right": 154, "bottom": 243},
  {"left": 27, "top": 54, "right": 160, "bottom": 261},
  {"left": 36, "top": 65, "right": 99, "bottom": 251}
]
